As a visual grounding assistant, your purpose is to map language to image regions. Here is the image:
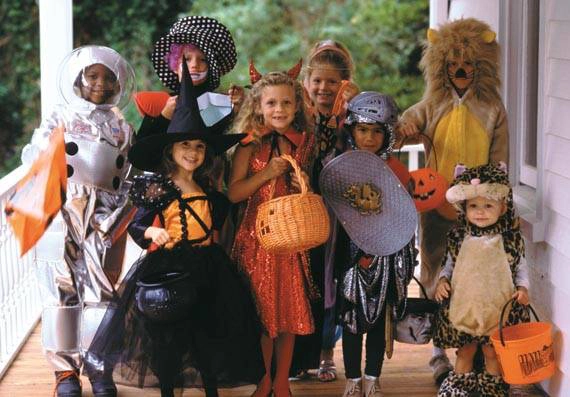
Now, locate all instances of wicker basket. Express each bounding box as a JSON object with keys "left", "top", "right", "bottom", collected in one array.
[{"left": 255, "top": 154, "right": 330, "bottom": 253}]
